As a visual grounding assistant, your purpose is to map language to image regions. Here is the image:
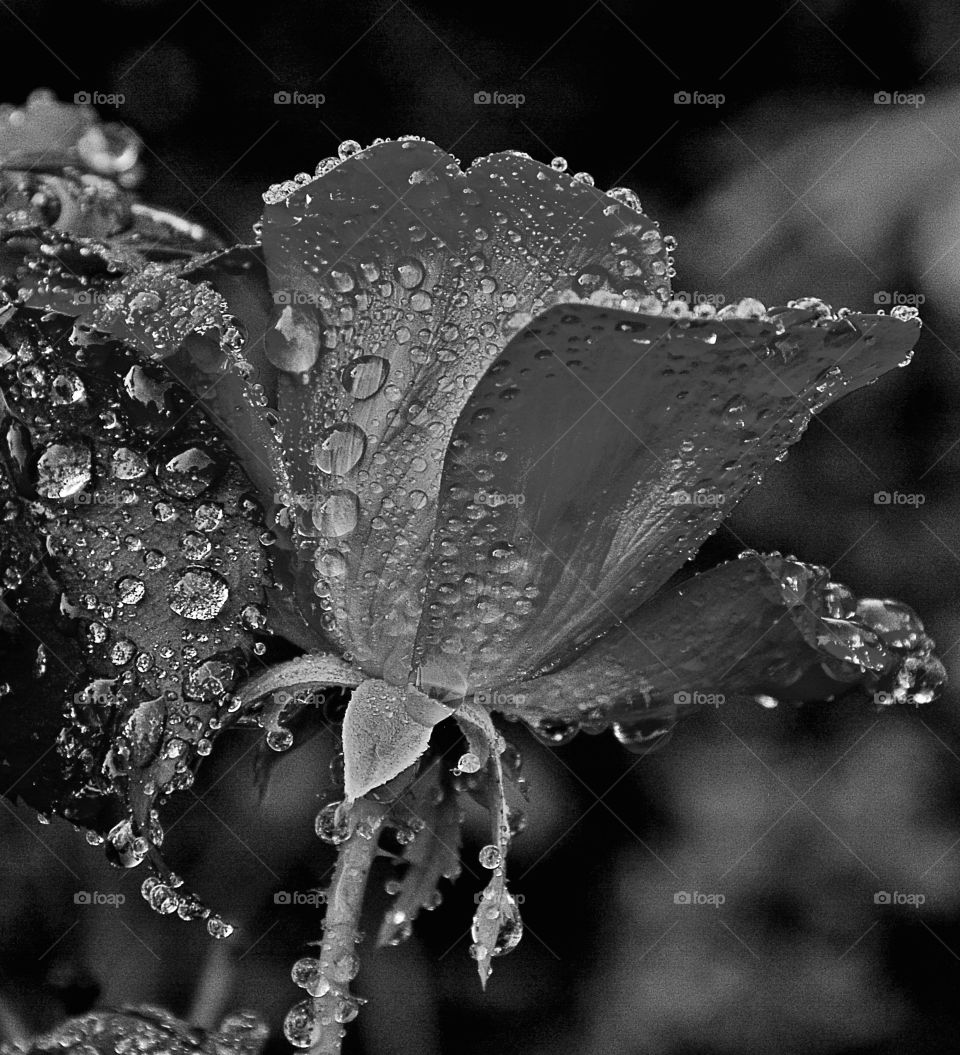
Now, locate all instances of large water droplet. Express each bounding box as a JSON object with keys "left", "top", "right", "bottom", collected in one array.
[
  {"left": 313, "top": 490, "right": 359, "bottom": 537},
  {"left": 340, "top": 355, "right": 389, "bottom": 400},
  {"left": 36, "top": 441, "right": 91, "bottom": 499},
  {"left": 169, "top": 567, "right": 230, "bottom": 620},
  {"left": 312, "top": 424, "right": 367, "bottom": 475}
]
